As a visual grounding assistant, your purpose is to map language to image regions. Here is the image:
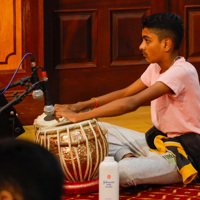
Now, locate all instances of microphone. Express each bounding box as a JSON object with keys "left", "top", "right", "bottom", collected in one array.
[
  {"left": 30, "top": 54, "right": 43, "bottom": 100},
  {"left": 42, "top": 70, "right": 55, "bottom": 116}
]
